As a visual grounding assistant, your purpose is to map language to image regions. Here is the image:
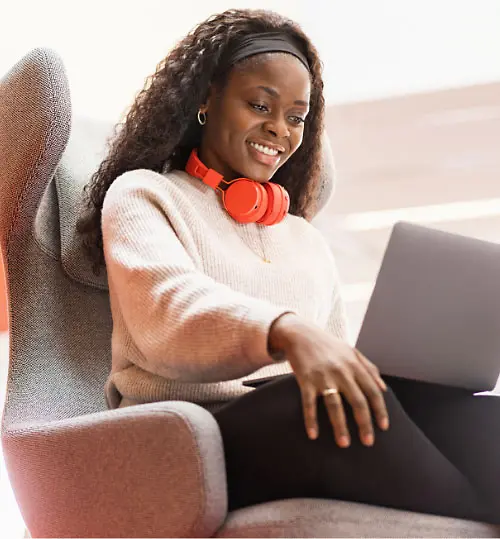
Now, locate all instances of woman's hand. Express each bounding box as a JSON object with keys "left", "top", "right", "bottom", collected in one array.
[{"left": 269, "top": 313, "right": 390, "bottom": 448}]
